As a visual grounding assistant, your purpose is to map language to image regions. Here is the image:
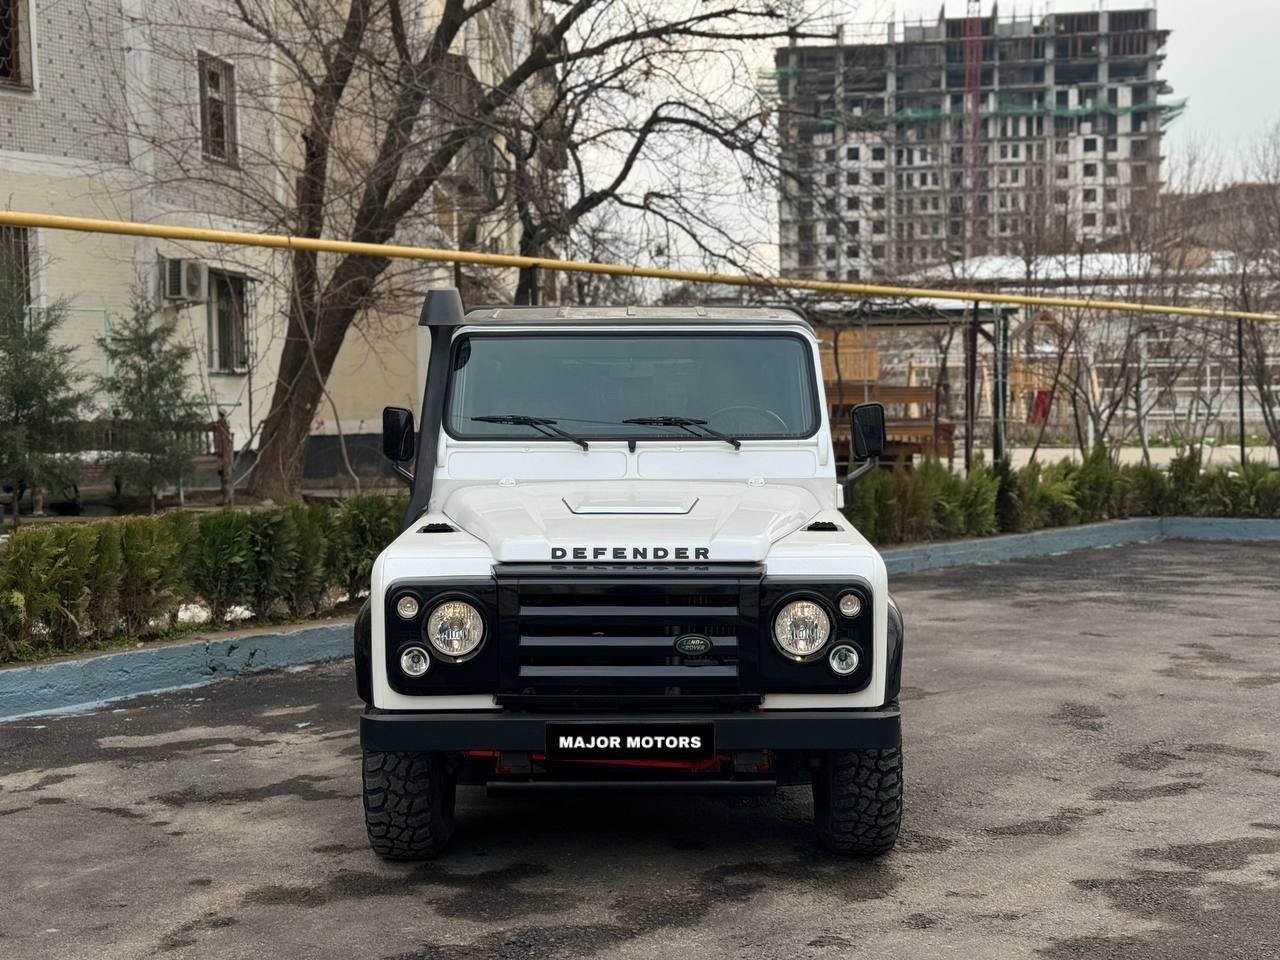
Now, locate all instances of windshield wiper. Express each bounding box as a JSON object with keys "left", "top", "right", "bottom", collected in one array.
[
  {"left": 622, "top": 416, "right": 741, "bottom": 450},
  {"left": 471, "top": 414, "right": 589, "bottom": 450}
]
